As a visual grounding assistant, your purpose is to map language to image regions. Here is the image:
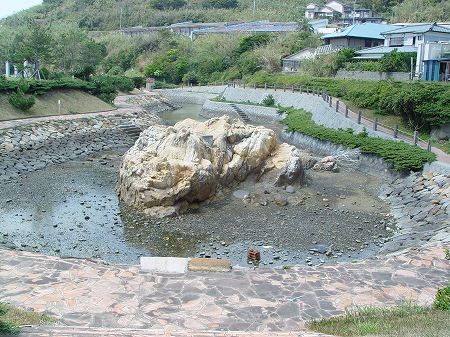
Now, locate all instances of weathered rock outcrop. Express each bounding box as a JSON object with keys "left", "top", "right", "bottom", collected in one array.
[{"left": 116, "top": 115, "right": 305, "bottom": 217}]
